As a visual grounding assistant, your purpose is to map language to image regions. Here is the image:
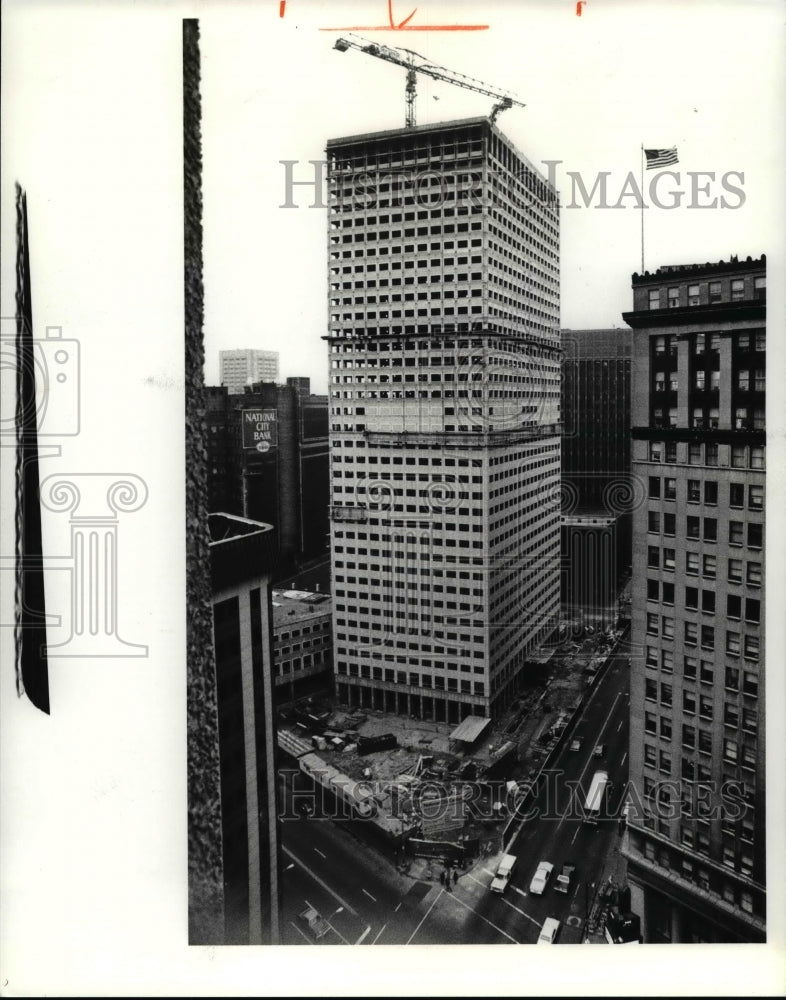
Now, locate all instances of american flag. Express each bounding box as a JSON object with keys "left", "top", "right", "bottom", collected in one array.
[{"left": 644, "top": 147, "right": 679, "bottom": 170}]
